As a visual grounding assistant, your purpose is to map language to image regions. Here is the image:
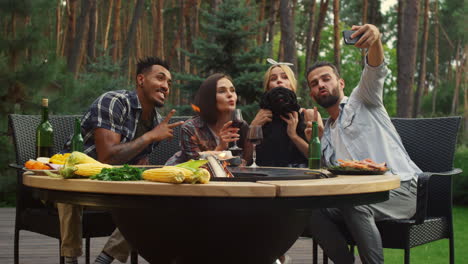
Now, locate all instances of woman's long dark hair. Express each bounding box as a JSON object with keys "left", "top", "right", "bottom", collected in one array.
[{"left": 194, "top": 73, "right": 233, "bottom": 124}]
